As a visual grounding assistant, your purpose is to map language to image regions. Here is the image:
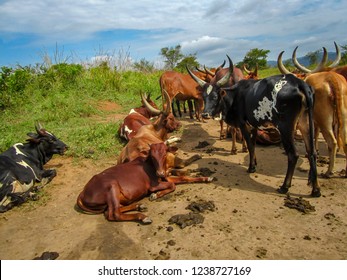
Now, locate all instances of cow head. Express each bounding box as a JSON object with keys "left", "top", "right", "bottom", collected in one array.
[
  {"left": 141, "top": 91, "right": 181, "bottom": 132},
  {"left": 27, "top": 123, "right": 68, "bottom": 158},
  {"left": 187, "top": 55, "right": 235, "bottom": 119},
  {"left": 148, "top": 142, "right": 170, "bottom": 178}
]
